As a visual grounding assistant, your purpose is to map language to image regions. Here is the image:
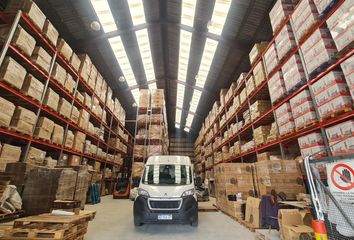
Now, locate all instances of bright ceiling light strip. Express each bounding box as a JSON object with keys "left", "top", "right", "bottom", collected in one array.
[
  {"left": 108, "top": 37, "right": 137, "bottom": 87},
  {"left": 127, "top": 0, "right": 146, "bottom": 26},
  {"left": 175, "top": 123, "right": 181, "bottom": 128},
  {"left": 90, "top": 0, "right": 117, "bottom": 33},
  {"left": 132, "top": 88, "right": 140, "bottom": 103},
  {"left": 209, "top": 0, "right": 232, "bottom": 35},
  {"left": 195, "top": 38, "right": 218, "bottom": 88},
  {"left": 186, "top": 113, "right": 194, "bottom": 128},
  {"left": 136, "top": 29, "right": 156, "bottom": 83},
  {"left": 184, "top": 127, "right": 190, "bottom": 132},
  {"left": 178, "top": 30, "right": 192, "bottom": 82},
  {"left": 189, "top": 89, "right": 202, "bottom": 113},
  {"left": 181, "top": 0, "right": 197, "bottom": 27},
  {"left": 175, "top": 109, "right": 182, "bottom": 124},
  {"left": 176, "top": 83, "right": 185, "bottom": 109},
  {"left": 148, "top": 82, "right": 157, "bottom": 90}
]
